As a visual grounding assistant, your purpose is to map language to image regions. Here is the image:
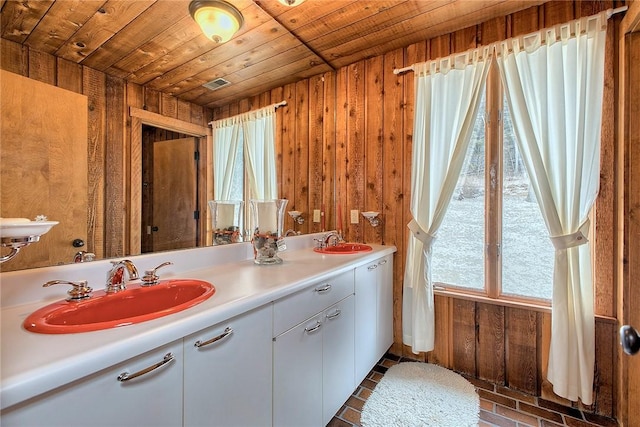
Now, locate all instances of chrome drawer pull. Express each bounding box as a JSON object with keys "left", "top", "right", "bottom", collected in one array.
[
  {"left": 315, "top": 284, "right": 331, "bottom": 293},
  {"left": 368, "top": 264, "right": 378, "bottom": 271},
  {"left": 305, "top": 321, "right": 322, "bottom": 334},
  {"left": 378, "top": 259, "right": 387, "bottom": 265},
  {"left": 117, "top": 352, "right": 174, "bottom": 382},
  {"left": 326, "top": 309, "right": 341, "bottom": 320},
  {"left": 194, "top": 327, "right": 234, "bottom": 348}
]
